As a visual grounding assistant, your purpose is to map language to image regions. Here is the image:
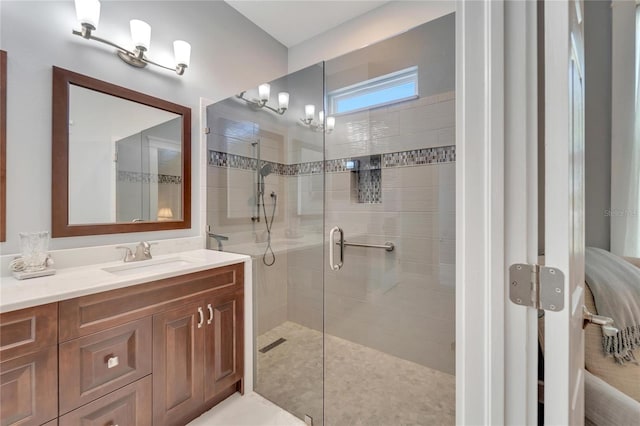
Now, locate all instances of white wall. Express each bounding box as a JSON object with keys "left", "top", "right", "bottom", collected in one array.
[
  {"left": 610, "top": 0, "right": 640, "bottom": 257},
  {"left": 287, "top": 0, "right": 455, "bottom": 73},
  {"left": 584, "top": 0, "right": 612, "bottom": 250},
  {"left": 0, "top": 0, "right": 287, "bottom": 253}
]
